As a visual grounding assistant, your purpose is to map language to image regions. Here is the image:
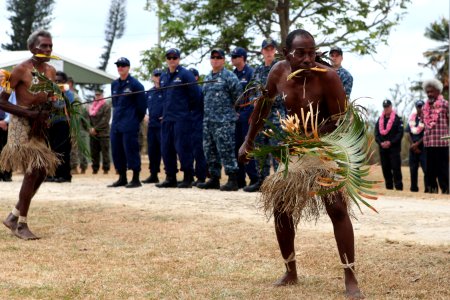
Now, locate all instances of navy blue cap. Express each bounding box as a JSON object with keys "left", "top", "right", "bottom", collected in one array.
[
  {"left": 261, "top": 37, "right": 277, "bottom": 49},
  {"left": 152, "top": 68, "right": 162, "bottom": 76},
  {"left": 165, "top": 48, "right": 180, "bottom": 58},
  {"left": 415, "top": 100, "right": 425, "bottom": 107},
  {"left": 383, "top": 99, "right": 392, "bottom": 107},
  {"left": 211, "top": 48, "right": 225, "bottom": 57},
  {"left": 189, "top": 68, "right": 199, "bottom": 77},
  {"left": 231, "top": 47, "right": 247, "bottom": 58},
  {"left": 330, "top": 46, "right": 343, "bottom": 55},
  {"left": 114, "top": 57, "right": 130, "bottom": 66}
]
